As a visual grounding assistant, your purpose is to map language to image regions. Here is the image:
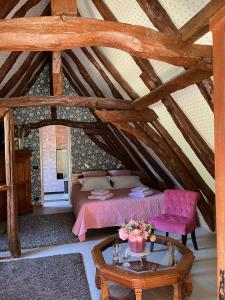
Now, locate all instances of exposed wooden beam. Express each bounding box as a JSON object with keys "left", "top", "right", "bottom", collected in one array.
[
  {"left": 95, "top": 109, "right": 158, "bottom": 123},
  {"left": 133, "top": 67, "right": 212, "bottom": 109},
  {"left": 65, "top": 49, "right": 105, "bottom": 97},
  {"left": 91, "top": 47, "right": 139, "bottom": 99},
  {"left": 0, "top": 95, "right": 132, "bottom": 110},
  {"left": 0, "top": 16, "right": 212, "bottom": 68},
  {"left": 26, "top": 119, "right": 101, "bottom": 130},
  {"left": 4, "top": 110, "right": 21, "bottom": 258},
  {"left": 179, "top": 0, "right": 225, "bottom": 43},
  {"left": 81, "top": 47, "right": 123, "bottom": 99}
]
